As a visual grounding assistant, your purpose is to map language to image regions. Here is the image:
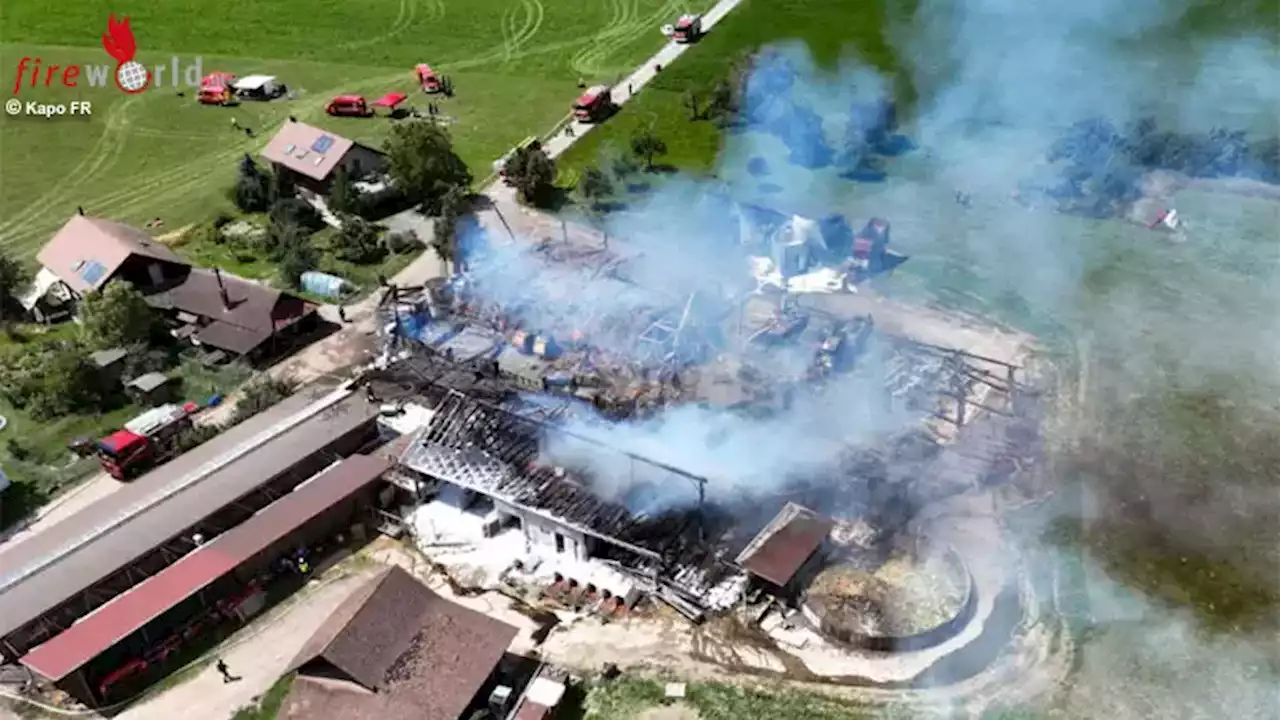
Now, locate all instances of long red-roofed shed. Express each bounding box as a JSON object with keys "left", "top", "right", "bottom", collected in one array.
[{"left": 20, "top": 454, "right": 392, "bottom": 685}]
